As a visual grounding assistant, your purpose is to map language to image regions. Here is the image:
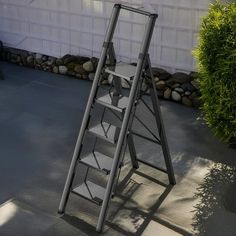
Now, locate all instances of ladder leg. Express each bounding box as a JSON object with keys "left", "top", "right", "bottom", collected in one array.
[
  {"left": 96, "top": 14, "right": 157, "bottom": 233},
  {"left": 147, "top": 57, "right": 176, "bottom": 185},
  {"left": 58, "top": 4, "right": 121, "bottom": 214}
]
